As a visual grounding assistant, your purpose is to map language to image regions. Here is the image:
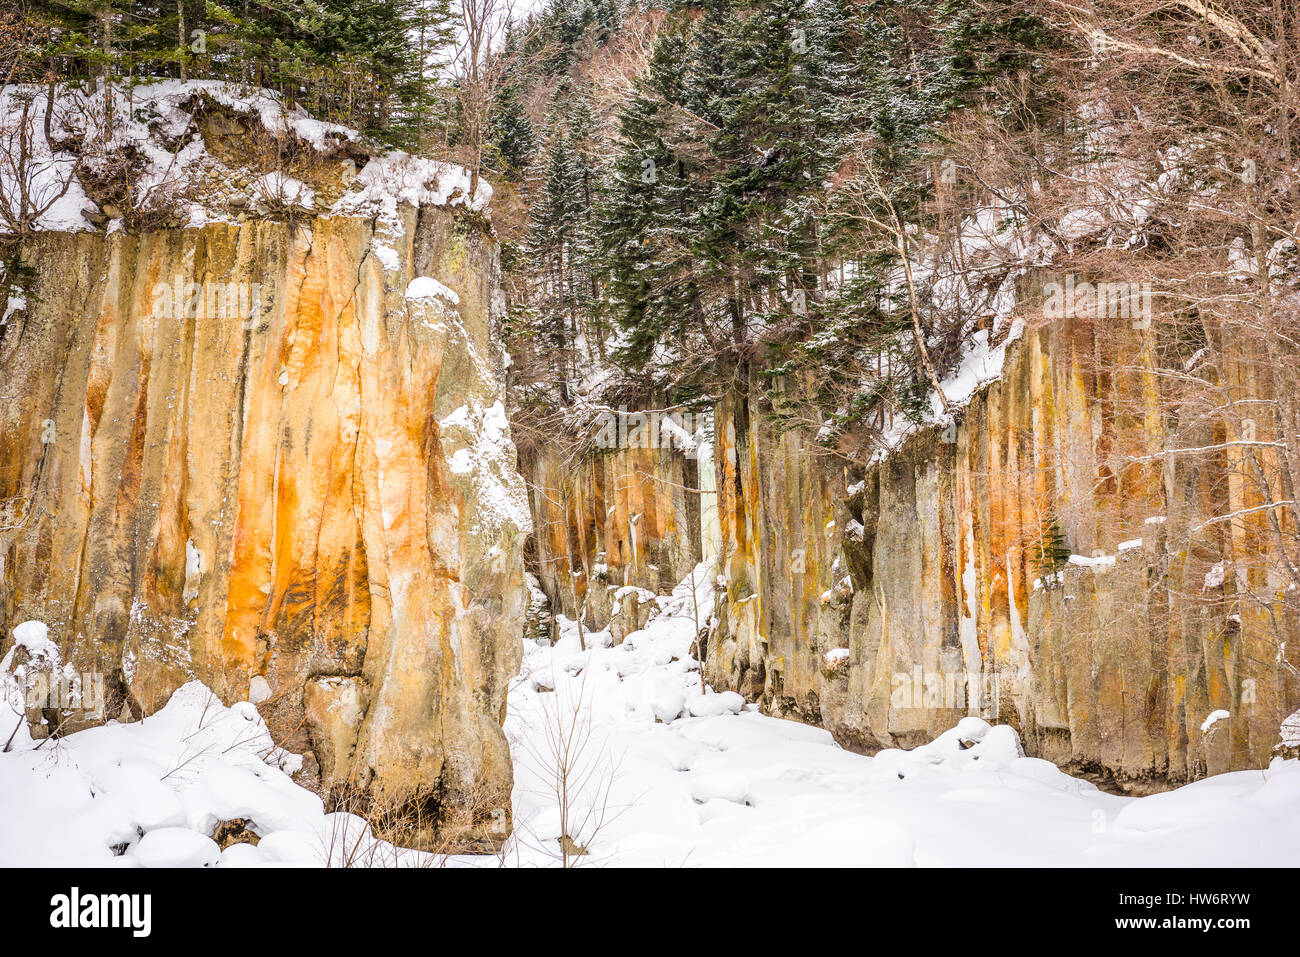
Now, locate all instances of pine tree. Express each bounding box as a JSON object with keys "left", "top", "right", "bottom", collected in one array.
[
  {"left": 937, "top": 0, "right": 1057, "bottom": 113},
  {"left": 488, "top": 81, "right": 537, "bottom": 175},
  {"left": 526, "top": 111, "right": 588, "bottom": 398},
  {"left": 41, "top": 0, "right": 454, "bottom": 147},
  {"left": 599, "top": 20, "right": 706, "bottom": 376},
  {"left": 687, "top": 0, "right": 834, "bottom": 351}
]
